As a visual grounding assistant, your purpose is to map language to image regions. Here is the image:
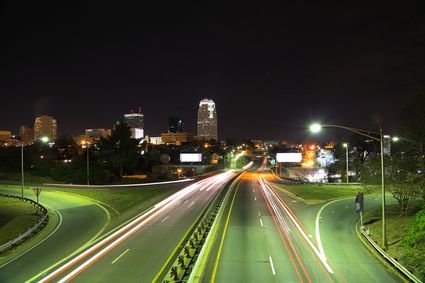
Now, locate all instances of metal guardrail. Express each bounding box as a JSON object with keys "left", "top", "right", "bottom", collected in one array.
[
  {"left": 360, "top": 228, "right": 422, "bottom": 283},
  {"left": 0, "top": 193, "right": 49, "bottom": 254}
]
